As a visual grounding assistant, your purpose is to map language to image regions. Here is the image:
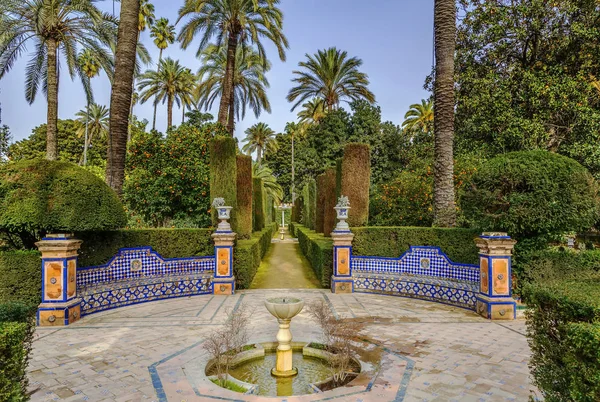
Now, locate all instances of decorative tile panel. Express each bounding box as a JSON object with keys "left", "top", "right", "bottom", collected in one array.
[{"left": 352, "top": 246, "right": 479, "bottom": 283}]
